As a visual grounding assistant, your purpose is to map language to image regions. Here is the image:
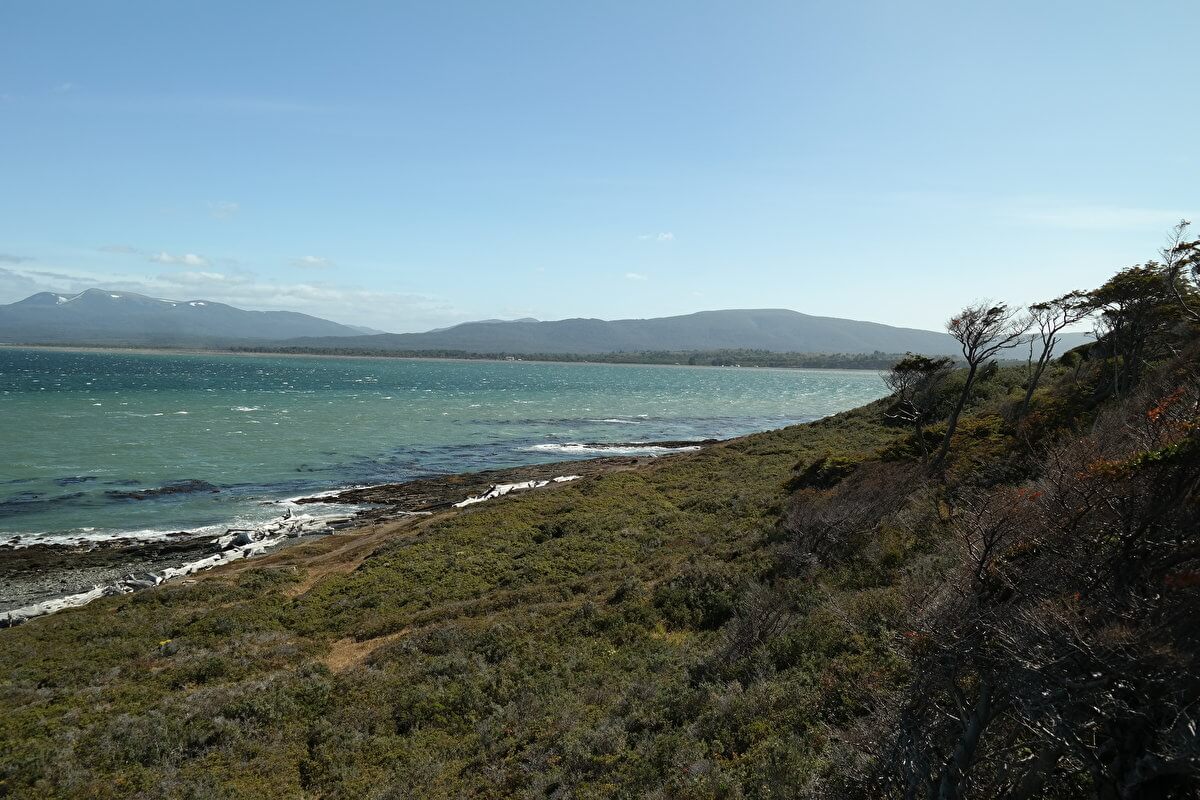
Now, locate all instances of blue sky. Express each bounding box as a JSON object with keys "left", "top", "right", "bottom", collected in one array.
[{"left": 1, "top": 1, "right": 1196, "bottom": 332}]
